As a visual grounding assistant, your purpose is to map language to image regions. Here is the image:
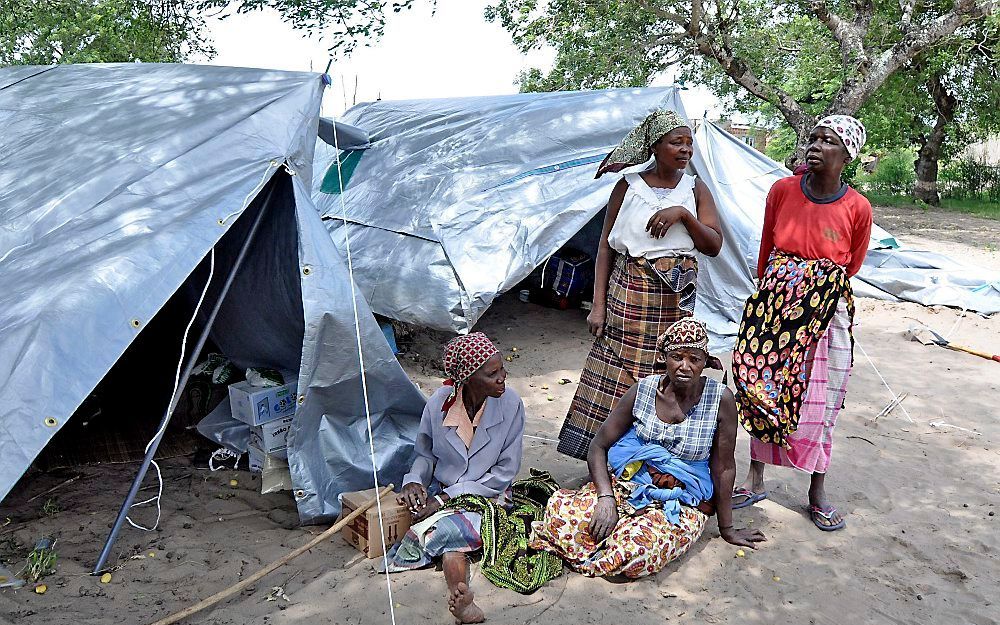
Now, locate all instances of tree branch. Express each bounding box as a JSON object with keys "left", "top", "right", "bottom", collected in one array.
[
  {"left": 836, "top": 0, "right": 994, "bottom": 111},
  {"left": 810, "top": 0, "right": 871, "bottom": 70},
  {"left": 899, "top": 0, "right": 917, "bottom": 28},
  {"left": 635, "top": 0, "right": 687, "bottom": 26}
]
